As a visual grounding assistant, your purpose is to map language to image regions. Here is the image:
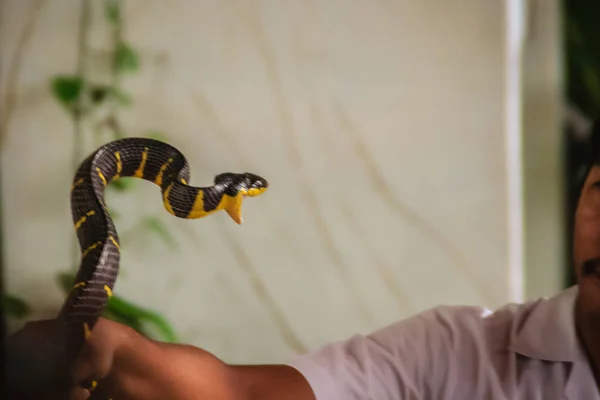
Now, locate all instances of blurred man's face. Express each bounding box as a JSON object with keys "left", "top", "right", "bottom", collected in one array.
[{"left": 574, "top": 165, "right": 600, "bottom": 325}]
